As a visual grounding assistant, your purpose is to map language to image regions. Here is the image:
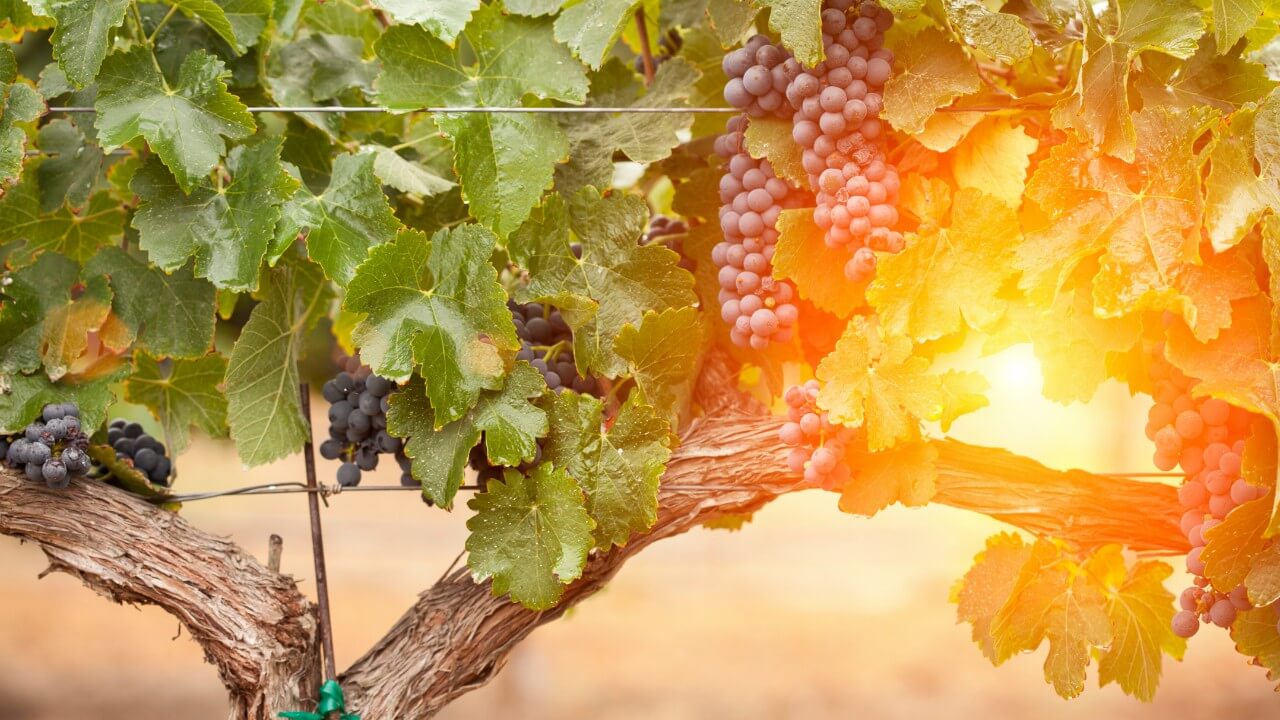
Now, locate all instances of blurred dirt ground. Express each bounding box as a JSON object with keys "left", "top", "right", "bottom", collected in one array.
[{"left": 2, "top": 368, "right": 1279, "bottom": 719}]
